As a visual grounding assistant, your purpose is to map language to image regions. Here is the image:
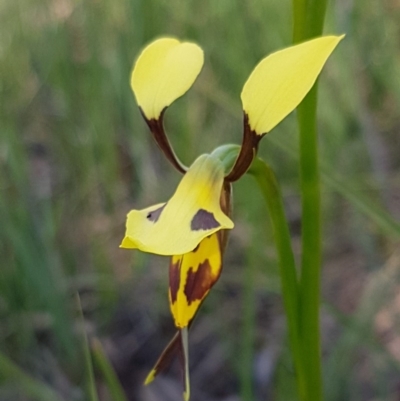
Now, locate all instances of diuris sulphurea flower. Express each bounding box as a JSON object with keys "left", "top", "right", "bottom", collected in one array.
[{"left": 121, "top": 35, "right": 343, "bottom": 400}]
